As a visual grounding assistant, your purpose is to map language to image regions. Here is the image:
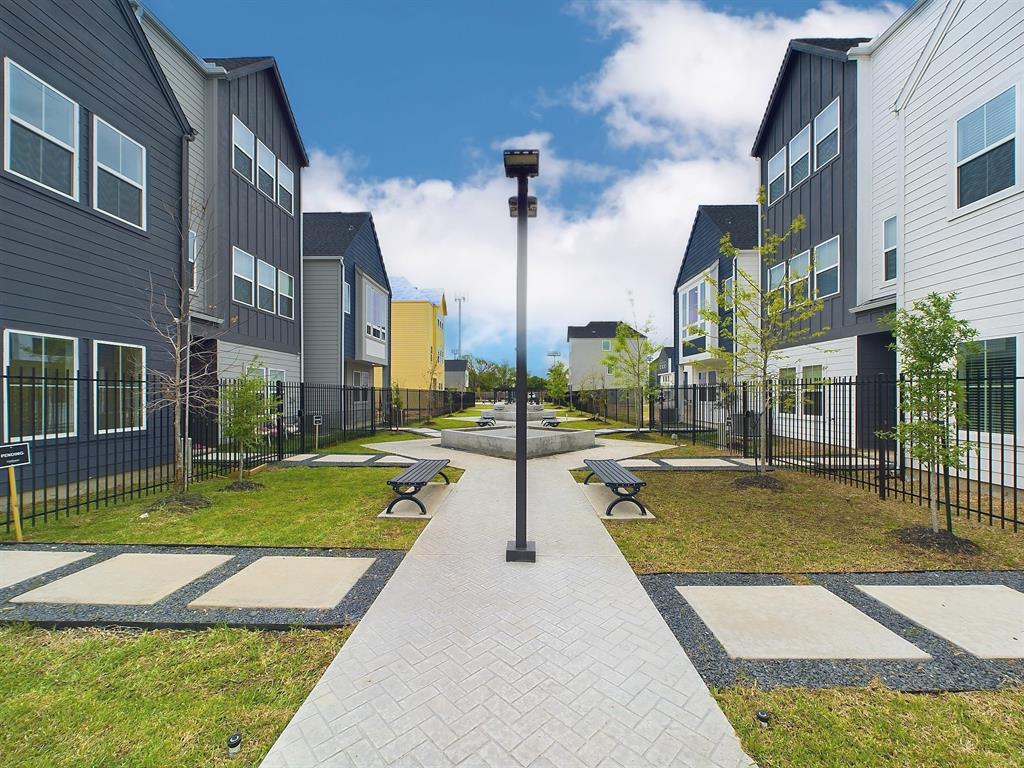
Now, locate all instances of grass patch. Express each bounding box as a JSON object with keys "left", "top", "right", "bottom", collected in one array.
[
  {"left": 606, "top": 470, "right": 1024, "bottom": 573},
  {"left": 0, "top": 623, "right": 348, "bottom": 768},
  {"left": 599, "top": 430, "right": 730, "bottom": 457},
  {"left": 320, "top": 430, "right": 423, "bottom": 454},
  {"left": 715, "top": 685, "right": 1024, "bottom": 768},
  {"left": 5, "top": 466, "right": 450, "bottom": 549}
]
